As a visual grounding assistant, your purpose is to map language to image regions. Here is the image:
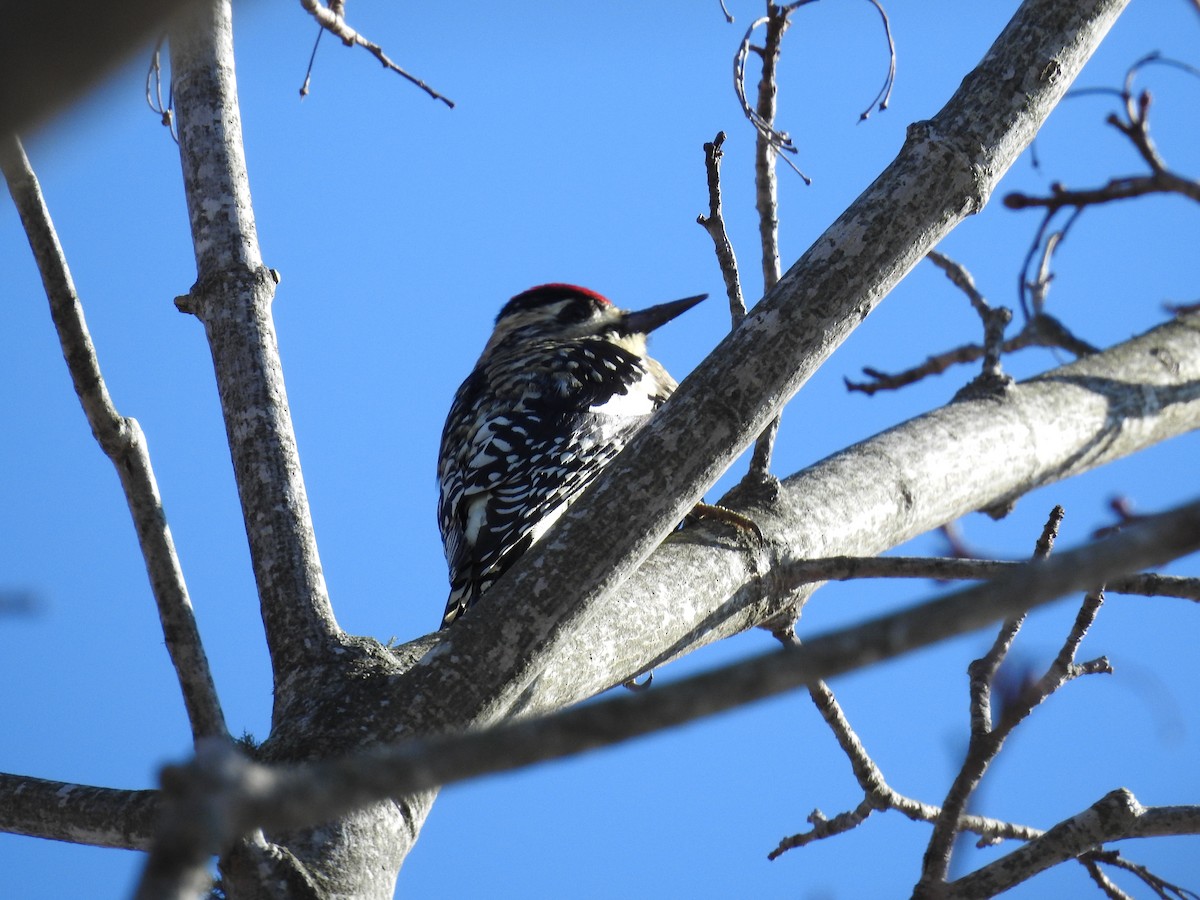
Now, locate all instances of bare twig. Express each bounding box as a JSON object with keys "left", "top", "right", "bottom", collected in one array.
[
  {"left": 1082, "top": 855, "right": 1138, "bottom": 900},
  {"left": 770, "top": 660, "right": 1044, "bottom": 861},
  {"left": 297, "top": 0, "right": 455, "bottom": 107},
  {"left": 968, "top": 507, "right": 1062, "bottom": 731},
  {"left": 697, "top": 132, "right": 748, "bottom": 326},
  {"left": 844, "top": 310, "right": 1096, "bottom": 394},
  {"left": 1006, "top": 58, "right": 1200, "bottom": 324},
  {"left": 299, "top": 24, "right": 324, "bottom": 98},
  {"left": 846, "top": 250, "right": 1096, "bottom": 395},
  {"left": 1084, "top": 851, "right": 1200, "bottom": 900},
  {"left": 754, "top": 6, "right": 789, "bottom": 291},
  {"left": 1005, "top": 173, "right": 1200, "bottom": 211},
  {"left": 916, "top": 506, "right": 1125, "bottom": 896},
  {"left": 772, "top": 554, "right": 1200, "bottom": 602},
  {"left": 0, "top": 136, "right": 226, "bottom": 741},
  {"left": 747, "top": 2, "right": 801, "bottom": 478},
  {"left": 927, "top": 251, "right": 1013, "bottom": 389}
]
